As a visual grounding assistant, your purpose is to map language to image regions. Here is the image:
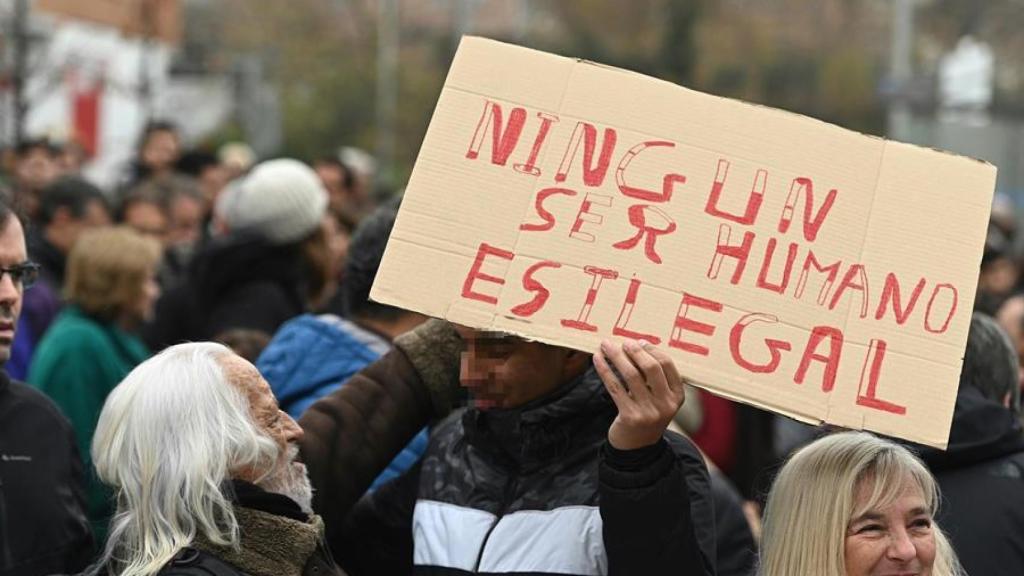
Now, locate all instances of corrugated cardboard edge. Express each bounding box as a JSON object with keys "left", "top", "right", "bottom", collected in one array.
[
  {"left": 374, "top": 36, "right": 995, "bottom": 449},
  {"left": 552, "top": 39, "right": 995, "bottom": 170}
]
